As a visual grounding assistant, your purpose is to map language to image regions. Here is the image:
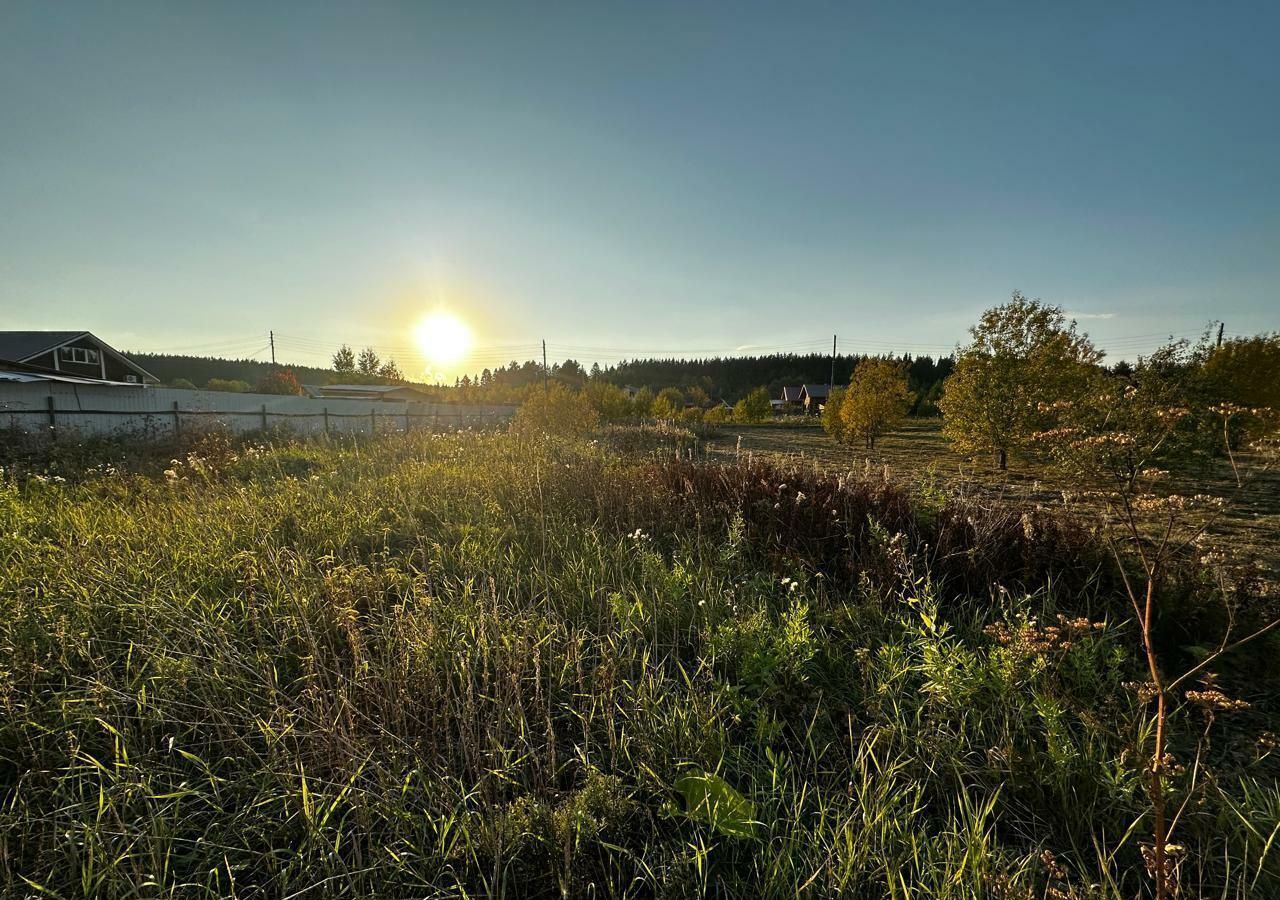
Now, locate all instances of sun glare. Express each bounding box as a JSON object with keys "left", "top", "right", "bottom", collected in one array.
[{"left": 414, "top": 311, "right": 471, "bottom": 366}]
